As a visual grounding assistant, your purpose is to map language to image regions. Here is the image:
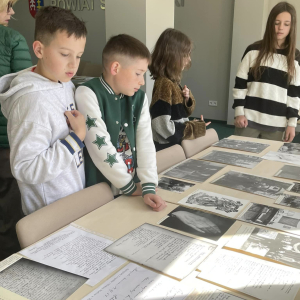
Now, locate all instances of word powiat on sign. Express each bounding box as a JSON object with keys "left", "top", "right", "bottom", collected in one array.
[{"left": 50, "top": 0, "right": 105, "bottom": 11}]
